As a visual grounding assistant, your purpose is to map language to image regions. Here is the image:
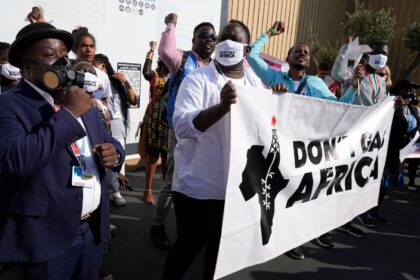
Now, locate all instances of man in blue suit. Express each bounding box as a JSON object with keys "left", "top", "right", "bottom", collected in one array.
[{"left": 0, "top": 22, "right": 125, "bottom": 279}]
